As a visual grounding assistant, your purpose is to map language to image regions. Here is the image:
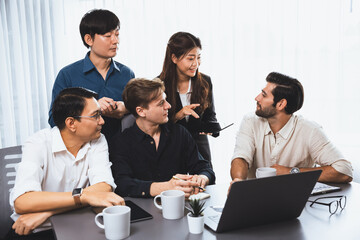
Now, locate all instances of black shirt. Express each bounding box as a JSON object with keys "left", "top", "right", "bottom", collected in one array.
[{"left": 109, "top": 122, "right": 215, "bottom": 197}]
